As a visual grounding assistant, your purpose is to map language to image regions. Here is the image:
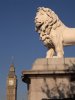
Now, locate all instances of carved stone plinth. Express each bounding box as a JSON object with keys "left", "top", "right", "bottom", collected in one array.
[{"left": 22, "top": 58, "right": 75, "bottom": 100}]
